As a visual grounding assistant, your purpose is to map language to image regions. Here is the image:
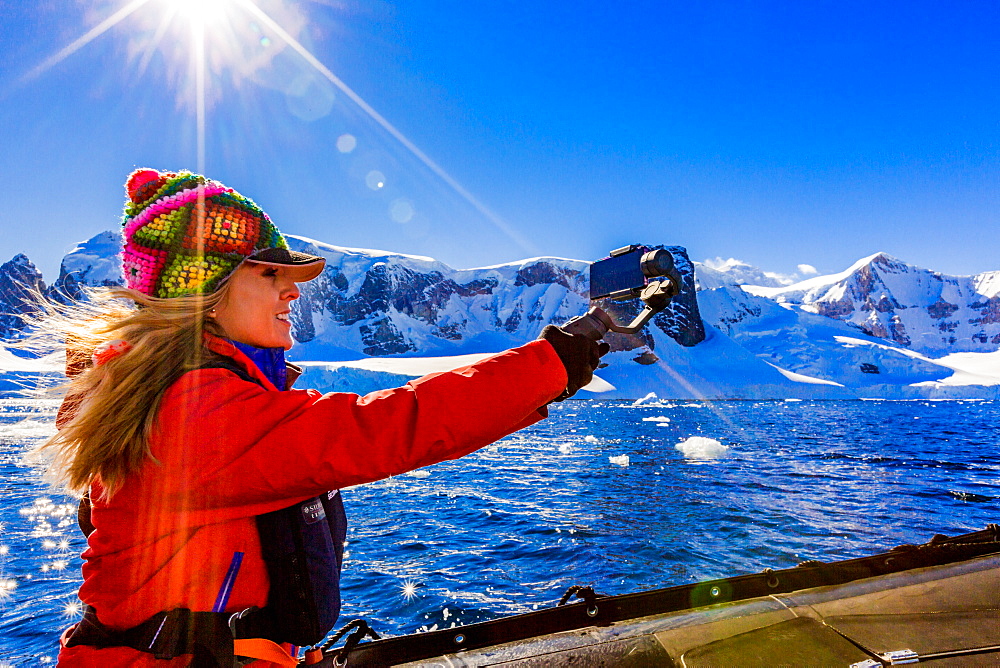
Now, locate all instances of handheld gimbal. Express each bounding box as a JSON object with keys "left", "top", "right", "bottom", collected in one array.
[{"left": 563, "top": 245, "right": 682, "bottom": 341}]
